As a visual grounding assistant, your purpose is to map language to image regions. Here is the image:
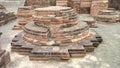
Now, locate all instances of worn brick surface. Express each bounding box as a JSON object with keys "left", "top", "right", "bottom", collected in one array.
[
  {"left": 109, "top": 0, "right": 120, "bottom": 10},
  {"left": 11, "top": 6, "right": 103, "bottom": 61},
  {"left": 56, "top": 0, "right": 108, "bottom": 15},
  {"left": 95, "top": 9, "right": 120, "bottom": 23},
  {"left": 0, "top": 4, "right": 17, "bottom": 26}
]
